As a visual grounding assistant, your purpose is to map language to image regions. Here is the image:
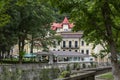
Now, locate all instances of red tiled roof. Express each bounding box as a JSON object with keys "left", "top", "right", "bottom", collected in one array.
[
  {"left": 51, "top": 17, "right": 74, "bottom": 30},
  {"left": 51, "top": 23, "right": 62, "bottom": 30},
  {"left": 69, "top": 23, "right": 74, "bottom": 28},
  {"left": 62, "top": 17, "right": 69, "bottom": 24}
]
